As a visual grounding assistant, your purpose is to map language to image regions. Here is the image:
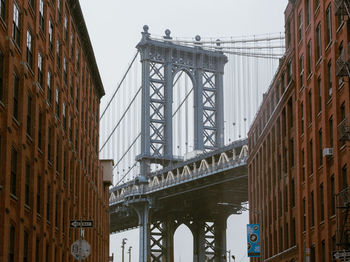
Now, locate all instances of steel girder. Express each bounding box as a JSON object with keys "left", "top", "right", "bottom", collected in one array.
[{"left": 136, "top": 26, "right": 227, "bottom": 169}]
